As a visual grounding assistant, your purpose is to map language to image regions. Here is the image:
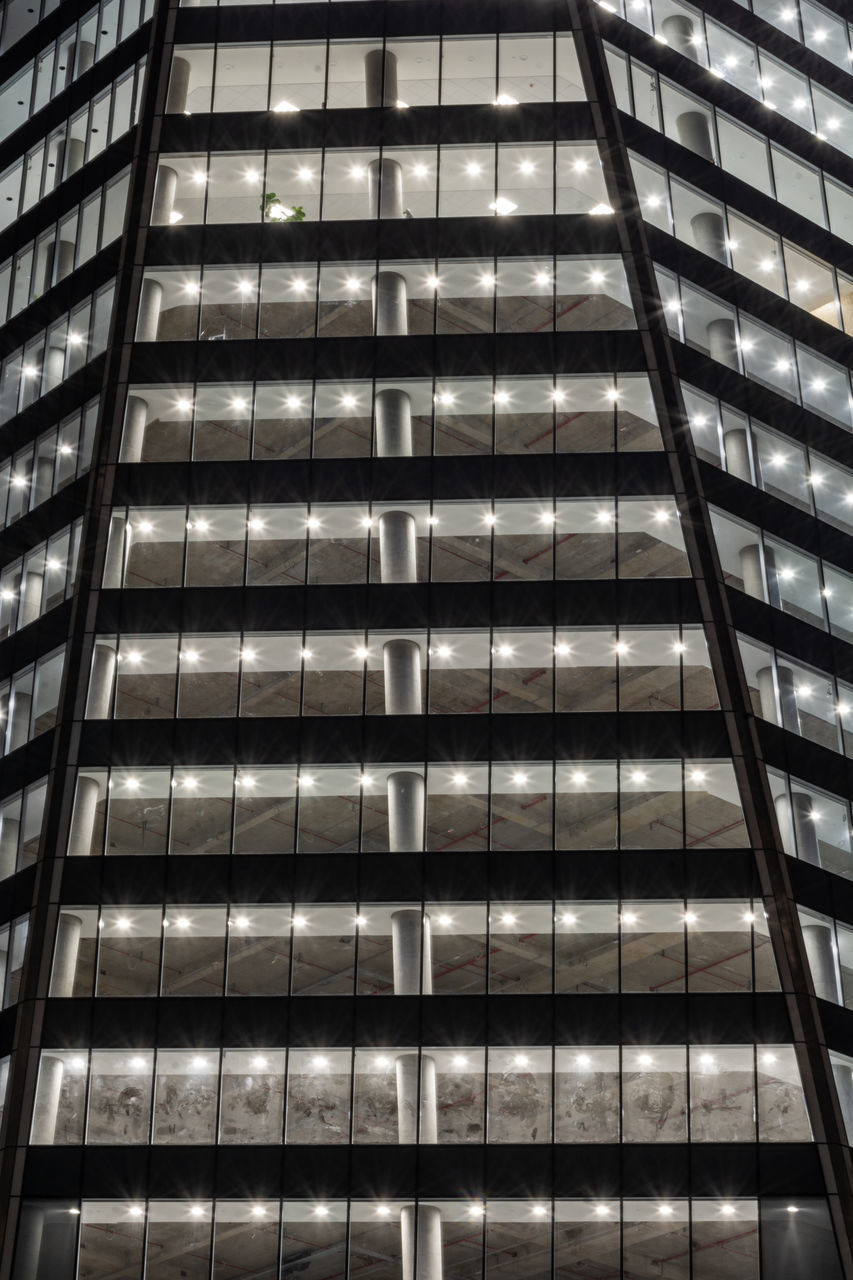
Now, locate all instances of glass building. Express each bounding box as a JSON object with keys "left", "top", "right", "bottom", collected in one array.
[{"left": 3, "top": 0, "right": 853, "bottom": 1274}]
